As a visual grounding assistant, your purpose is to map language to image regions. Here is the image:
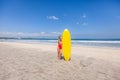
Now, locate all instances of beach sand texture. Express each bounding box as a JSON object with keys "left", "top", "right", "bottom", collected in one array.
[{"left": 0, "top": 42, "right": 120, "bottom": 80}]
